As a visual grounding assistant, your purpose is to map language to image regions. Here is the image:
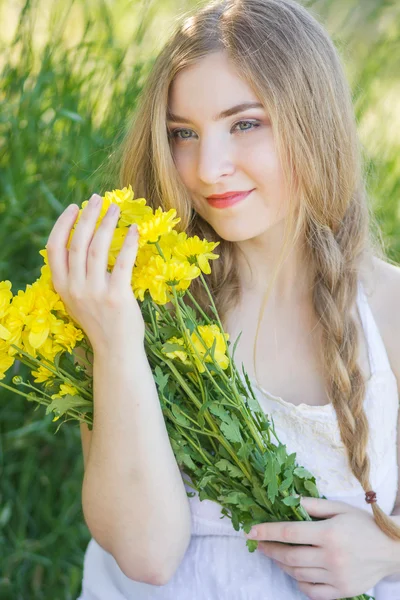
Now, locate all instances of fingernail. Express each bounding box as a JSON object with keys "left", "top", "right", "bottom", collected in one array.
[
  {"left": 108, "top": 204, "right": 118, "bottom": 215},
  {"left": 245, "top": 527, "right": 258, "bottom": 538},
  {"left": 128, "top": 224, "right": 138, "bottom": 235},
  {"left": 90, "top": 194, "right": 101, "bottom": 206}
]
